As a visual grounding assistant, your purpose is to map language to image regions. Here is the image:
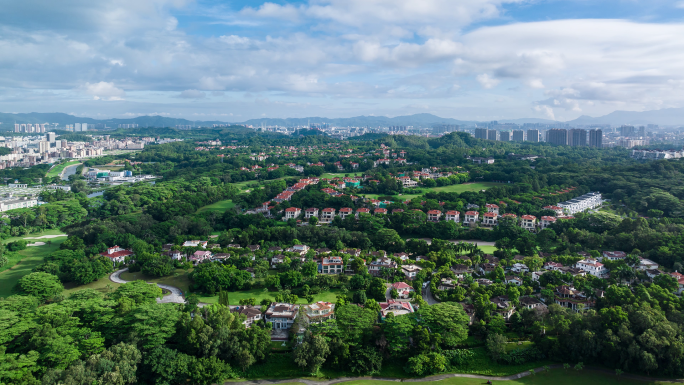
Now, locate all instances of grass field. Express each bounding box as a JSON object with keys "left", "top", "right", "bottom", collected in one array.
[
  {"left": 197, "top": 199, "right": 235, "bottom": 213},
  {"left": 63, "top": 276, "right": 121, "bottom": 295},
  {"left": 2, "top": 228, "right": 67, "bottom": 245},
  {"left": 0, "top": 238, "right": 65, "bottom": 297},
  {"left": 428, "top": 182, "right": 501, "bottom": 194},
  {"left": 120, "top": 269, "right": 192, "bottom": 294},
  {"left": 46, "top": 160, "right": 81, "bottom": 177},
  {"left": 320, "top": 172, "right": 364, "bottom": 179},
  {"left": 332, "top": 369, "right": 665, "bottom": 385}
]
